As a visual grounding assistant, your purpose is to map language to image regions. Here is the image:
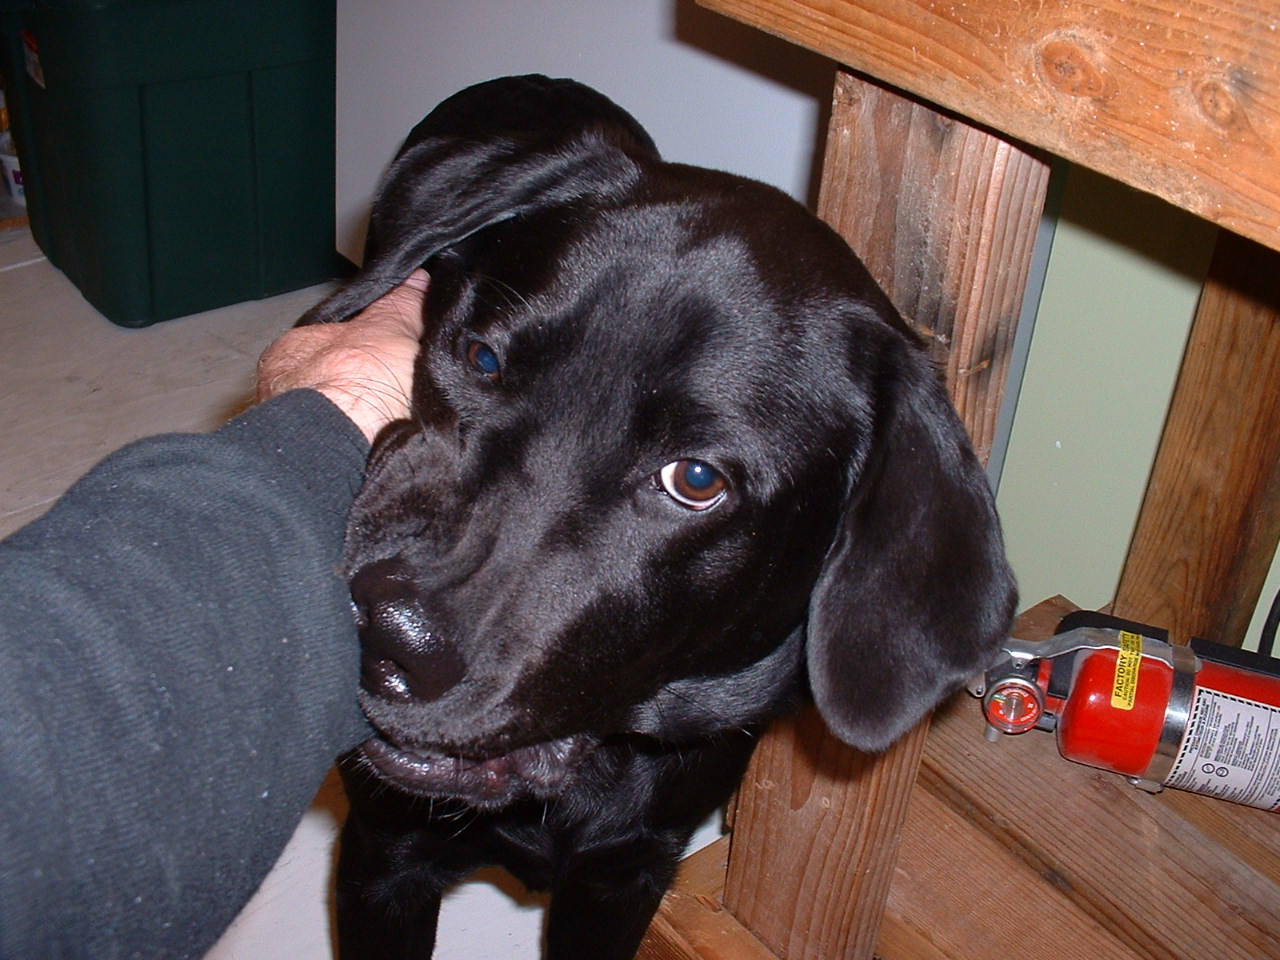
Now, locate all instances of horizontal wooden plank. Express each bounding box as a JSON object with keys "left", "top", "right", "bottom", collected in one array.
[
  {"left": 885, "top": 780, "right": 1146, "bottom": 959},
  {"left": 699, "top": 0, "right": 1280, "bottom": 251}
]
